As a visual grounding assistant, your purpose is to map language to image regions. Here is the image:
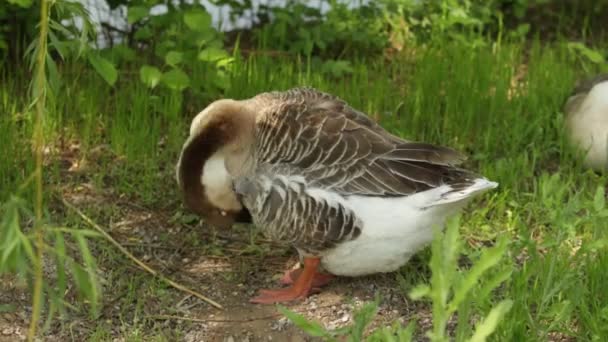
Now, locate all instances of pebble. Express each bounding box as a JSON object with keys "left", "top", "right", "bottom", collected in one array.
[
  {"left": 270, "top": 317, "right": 290, "bottom": 331},
  {"left": 340, "top": 313, "right": 350, "bottom": 323}
]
